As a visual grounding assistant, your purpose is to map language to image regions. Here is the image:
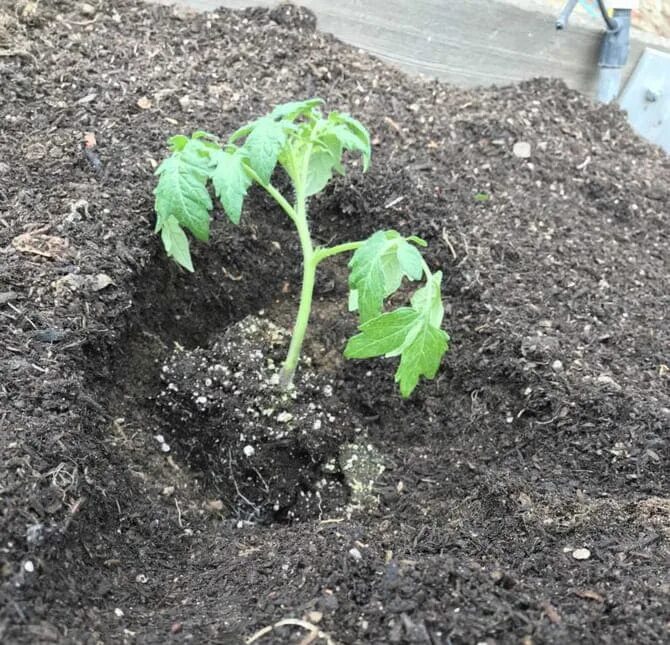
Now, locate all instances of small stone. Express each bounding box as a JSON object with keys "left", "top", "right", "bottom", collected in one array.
[
  {"left": 243, "top": 445, "right": 255, "bottom": 457},
  {"left": 552, "top": 360, "right": 564, "bottom": 371},
  {"left": 161, "top": 486, "right": 175, "bottom": 496},
  {"left": 91, "top": 273, "right": 114, "bottom": 291},
  {"left": 277, "top": 411, "right": 293, "bottom": 423},
  {"left": 137, "top": 96, "right": 152, "bottom": 110},
  {"left": 23, "top": 560, "right": 34, "bottom": 573},
  {"left": 306, "top": 611, "right": 323, "bottom": 624},
  {"left": 349, "top": 547, "right": 362, "bottom": 561},
  {"left": 572, "top": 548, "right": 591, "bottom": 560},
  {"left": 596, "top": 374, "right": 621, "bottom": 391},
  {"left": 79, "top": 2, "right": 95, "bottom": 16},
  {"left": 114, "top": 608, "right": 124, "bottom": 618},
  {"left": 513, "top": 141, "right": 532, "bottom": 158}
]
